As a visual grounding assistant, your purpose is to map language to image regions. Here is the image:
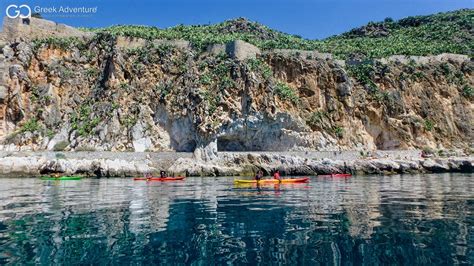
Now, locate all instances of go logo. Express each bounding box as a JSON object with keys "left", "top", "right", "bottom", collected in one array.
[{"left": 6, "top": 4, "right": 31, "bottom": 19}]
